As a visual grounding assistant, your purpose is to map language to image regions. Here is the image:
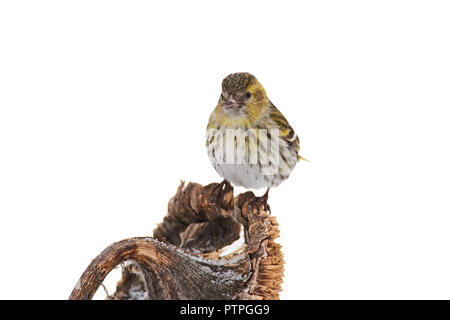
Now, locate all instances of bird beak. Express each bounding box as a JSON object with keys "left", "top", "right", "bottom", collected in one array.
[{"left": 226, "top": 95, "right": 239, "bottom": 109}]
